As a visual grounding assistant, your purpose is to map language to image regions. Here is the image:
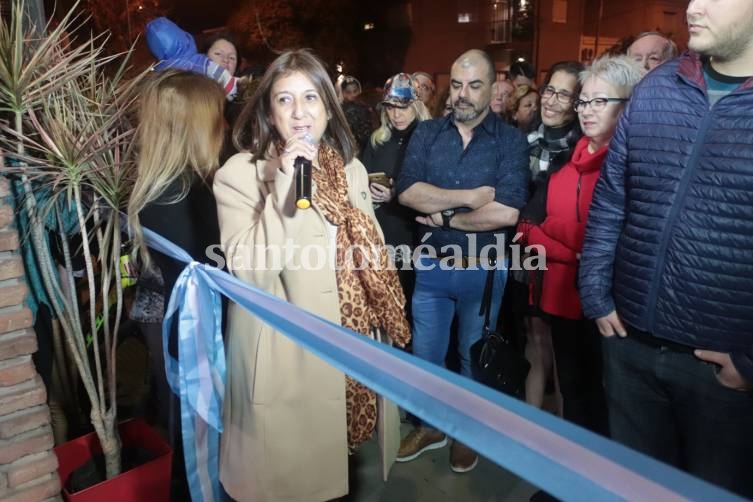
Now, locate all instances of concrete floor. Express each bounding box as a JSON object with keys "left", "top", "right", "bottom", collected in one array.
[
  {"left": 344, "top": 423, "right": 539, "bottom": 502},
  {"left": 110, "top": 331, "right": 745, "bottom": 501},
  {"left": 116, "top": 332, "right": 546, "bottom": 501}
]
